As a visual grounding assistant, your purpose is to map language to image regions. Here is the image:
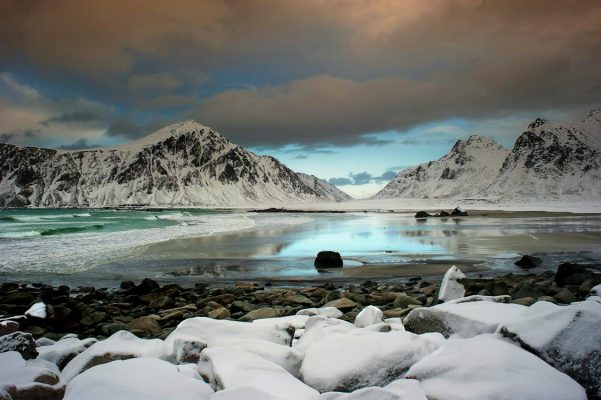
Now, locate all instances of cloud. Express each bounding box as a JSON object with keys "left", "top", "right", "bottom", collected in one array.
[
  {"left": 42, "top": 111, "right": 108, "bottom": 125},
  {"left": 328, "top": 177, "right": 353, "bottom": 186},
  {"left": 58, "top": 138, "right": 101, "bottom": 150},
  {"left": 375, "top": 170, "right": 398, "bottom": 181},
  {"left": 1, "top": 0, "right": 600, "bottom": 148},
  {"left": 293, "top": 154, "right": 308, "bottom": 160},
  {"left": 127, "top": 73, "right": 182, "bottom": 93},
  {"left": 105, "top": 115, "right": 169, "bottom": 139},
  {"left": 349, "top": 171, "right": 373, "bottom": 185}
]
